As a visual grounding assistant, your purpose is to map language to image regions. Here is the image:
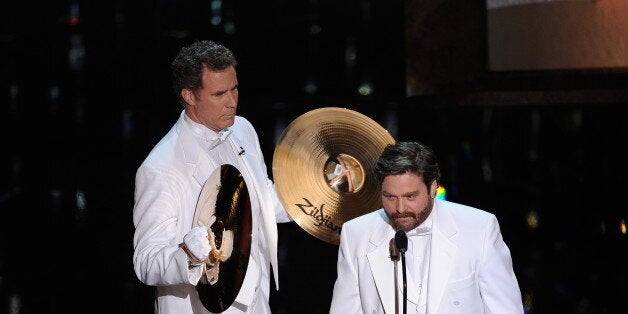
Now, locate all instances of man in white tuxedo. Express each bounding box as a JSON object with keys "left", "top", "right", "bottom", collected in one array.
[
  {"left": 330, "top": 141, "right": 523, "bottom": 313},
  {"left": 133, "top": 40, "right": 292, "bottom": 313}
]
